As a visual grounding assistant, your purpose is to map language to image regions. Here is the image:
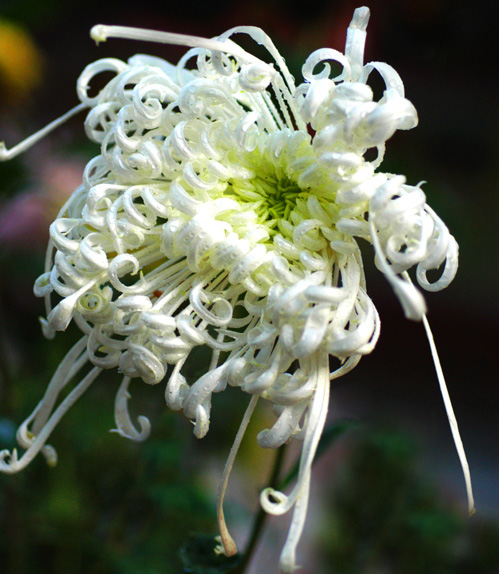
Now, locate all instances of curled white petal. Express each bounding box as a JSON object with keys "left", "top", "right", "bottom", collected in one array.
[{"left": 111, "top": 376, "right": 151, "bottom": 441}]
